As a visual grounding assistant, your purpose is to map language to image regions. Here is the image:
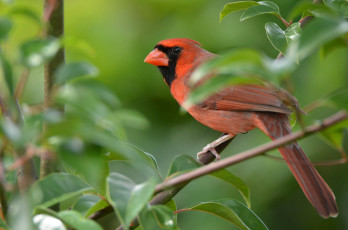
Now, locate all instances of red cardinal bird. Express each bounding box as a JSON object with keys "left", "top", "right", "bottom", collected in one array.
[{"left": 144, "top": 38, "right": 338, "bottom": 218}]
